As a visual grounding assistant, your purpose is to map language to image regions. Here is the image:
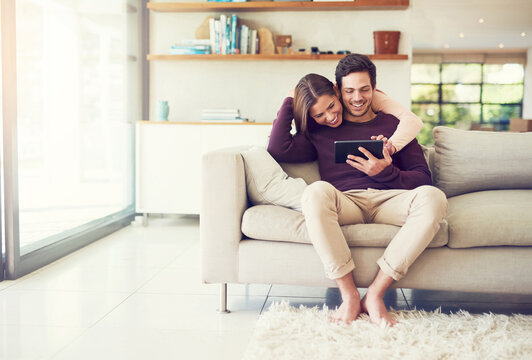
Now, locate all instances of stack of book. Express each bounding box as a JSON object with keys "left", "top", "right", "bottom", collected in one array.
[
  {"left": 201, "top": 109, "right": 247, "bottom": 122},
  {"left": 169, "top": 39, "right": 211, "bottom": 55},
  {"left": 209, "top": 14, "right": 260, "bottom": 55}
]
